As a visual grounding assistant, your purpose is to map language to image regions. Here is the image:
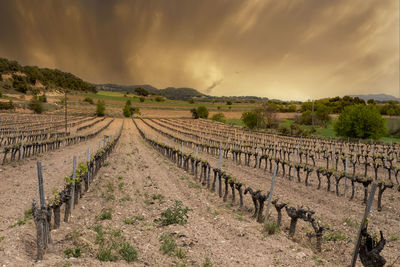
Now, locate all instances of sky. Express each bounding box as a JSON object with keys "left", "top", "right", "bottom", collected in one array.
[{"left": 0, "top": 0, "right": 398, "bottom": 101}]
